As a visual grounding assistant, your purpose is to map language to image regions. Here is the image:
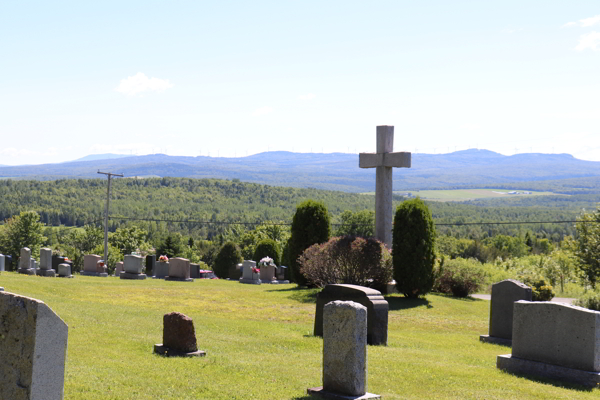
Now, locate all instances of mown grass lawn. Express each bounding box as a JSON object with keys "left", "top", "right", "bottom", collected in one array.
[{"left": 1, "top": 273, "right": 598, "bottom": 399}]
